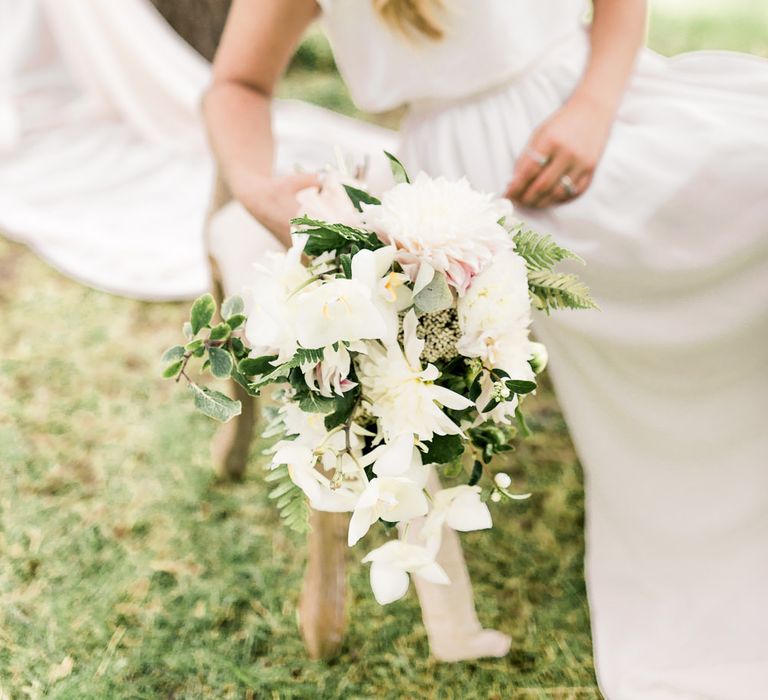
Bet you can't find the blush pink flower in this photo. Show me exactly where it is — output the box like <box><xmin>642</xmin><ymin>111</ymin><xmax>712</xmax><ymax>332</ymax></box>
<box><xmin>362</xmin><ymin>173</ymin><xmax>514</xmax><ymax>295</ymax></box>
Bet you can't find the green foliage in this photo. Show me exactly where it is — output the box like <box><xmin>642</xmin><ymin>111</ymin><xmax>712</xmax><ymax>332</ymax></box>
<box><xmin>221</xmin><ymin>294</ymin><xmax>245</xmax><ymax>320</ymax></box>
<box><xmin>161</xmin><ymin>345</ymin><xmax>185</xmax><ymax>363</ymax></box>
<box><xmin>324</xmin><ymin>386</ymin><xmax>360</xmax><ymax>430</ymax></box>
<box><xmin>189</xmin><ymin>383</ymin><xmax>241</xmax><ymax>422</ymax></box>
<box><xmin>510</xmin><ymin>228</ymin><xmax>597</xmax><ymax>314</ymax></box>
<box><xmin>292</xmin><ymin>216</ymin><xmax>383</xmax><ymax>256</ymax></box>
<box><xmin>384</xmin><ymin>150</ymin><xmax>411</xmax><ymax>184</ymax></box>
<box><xmin>343</xmin><ymin>184</ymin><xmax>381</xmax><ymax>212</ymax></box>
<box><xmin>422</xmin><ymin>434</ymin><xmax>465</xmax><ymax>465</ymax></box>
<box><xmin>239</xmin><ymin>355</ymin><xmax>279</xmax><ymax>377</ymax></box>
<box><xmin>189</xmin><ymin>293</ymin><xmax>215</xmax><ymax>334</ymax></box>
<box><xmin>265</xmin><ymin>466</ymin><xmax>311</xmax><ymax>534</ymax></box>
<box><xmin>413</xmin><ymin>271</ymin><xmax>453</xmax><ymax>314</ymax></box>
<box><xmin>528</xmin><ymin>270</ymin><xmax>598</xmax><ymax>314</ymax></box>
<box><xmin>208</xmin><ymin>347</ymin><xmax>234</xmax><ymax>379</ymax></box>
<box><xmin>513</xmin><ymin>228</ymin><xmax>583</xmax><ymax>270</ymax></box>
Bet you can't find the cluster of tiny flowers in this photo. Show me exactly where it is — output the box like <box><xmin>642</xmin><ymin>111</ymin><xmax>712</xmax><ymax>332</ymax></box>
<box><xmin>415</xmin><ymin>309</ymin><xmax>463</xmax><ymax>363</ymax></box>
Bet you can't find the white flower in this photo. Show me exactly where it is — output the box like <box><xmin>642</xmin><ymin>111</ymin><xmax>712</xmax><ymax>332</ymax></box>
<box><xmin>348</xmin><ymin>476</ymin><xmax>429</xmax><ymax>546</ymax></box>
<box><xmin>457</xmin><ymin>249</ymin><xmax>536</xmax><ymax>382</ymax></box>
<box><xmin>529</xmin><ymin>341</ymin><xmax>549</xmax><ymax>374</ymax></box>
<box><xmin>245</xmin><ymin>240</ymin><xmax>314</xmax><ymax>363</ymax></box>
<box><xmin>351</xmin><ymin>247</ymin><xmax>412</xmax><ymax>345</ymax></box>
<box><xmin>271</xmin><ymin>442</ymin><xmax>359</xmax><ymax>513</ymax></box>
<box><xmin>362</xmin><ymin>540</ymin><xmax>450</xmax><ymax>605</ymax></box>
<box><xmin>356</xmin><ymin>310</ymin><xmax>473</xmax><ymax>442</ymax></box>
<box><xmin>294</xmin><ymin>275</ymin><xmax>388</xmax><ymax>350</ymax></box>
<box><xmin>494</xmin><ymin>472</ymin><xmax>512</xmax><ymax>489</ymax></box>
<box><xmin>362</xmin><ymin>173</ymin><xmax>514</xmax><ymax>295</ymax></box>
<box><xmin>473</xmin><ymin>372</ymin><xmax>520</xmax><ymax>425</ymax></box>
<box><xmin>302</xmin><ymin>343</ymin><xmax>356</xmax><ymax>398</ymax></box>
<box><xmin>295</xmin><ymin>171</ymin><xmax>364</xmax><ymax>229</ymax></box>
<box><xmin>421</xmin><ymin>485</ymin><xmax>492</xmax><ymax>548</ymax></box>
<box><xmin>370</xmin><ymin>434</ymin><xmax>428</xmax><ymax>487</ymax></box>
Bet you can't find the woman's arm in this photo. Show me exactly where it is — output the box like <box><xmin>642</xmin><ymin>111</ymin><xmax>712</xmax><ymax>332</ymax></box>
<box><xmin>203</xmin><ymin>0</ymin><xmax>321</xmax><ymax>243</ymax></box>
<box><xmin>505</xmin><ymin>0</ymin><xmax>647</xmax><ymax>208</ymax></box>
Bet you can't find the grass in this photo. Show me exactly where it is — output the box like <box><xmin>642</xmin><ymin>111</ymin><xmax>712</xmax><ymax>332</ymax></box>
<box><xmin>2</xmin><ymin>10</ymin><xmax>766</xmax><ymax>700</ymax></box>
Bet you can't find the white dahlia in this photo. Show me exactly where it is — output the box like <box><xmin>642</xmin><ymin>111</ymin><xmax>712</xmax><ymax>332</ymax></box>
<box><xmin>356</xmin><ymin>310</ymin><xmax>473</xmax><ymax>443</ymax></box>
<box><xmin>456</xmin><ymin>249</ymin><xmax>536</xmax><ymax>382</ymax></box>
<box><xmin>362</xmin><ymin>173</ymin><xmax>514</xmax><ymax>295</ymax></box>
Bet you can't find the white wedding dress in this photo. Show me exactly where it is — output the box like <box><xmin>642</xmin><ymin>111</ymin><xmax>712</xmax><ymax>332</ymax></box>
<box><xmin>315</xmin><ymin>1</ymin><xmax>768</xmax><ymax>698</ymax></box>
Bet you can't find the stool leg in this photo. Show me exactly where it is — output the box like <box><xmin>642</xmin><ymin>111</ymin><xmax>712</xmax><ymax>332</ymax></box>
<box><xmin>298</xmin><ymin>510</ymin><xmax>348</xmax><ymax>660</ymax></box>
<box><xmin>209</xmin><ymin>262</ymin><xmax>256</xmax><ymax>481</ymax></box>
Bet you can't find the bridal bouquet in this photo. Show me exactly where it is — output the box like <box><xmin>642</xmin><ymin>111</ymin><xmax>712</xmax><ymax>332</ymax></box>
<box><xmin>162</xmin><ymin>153</ymin><xmax>595</xmax><ymax>604</ymax></box>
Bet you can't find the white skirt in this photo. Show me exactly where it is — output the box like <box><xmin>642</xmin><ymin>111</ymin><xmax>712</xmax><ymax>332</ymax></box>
<box><xmin>401</xmin><ymin>31</ymin><xmax>768</xmax><ymax>699</ymax></box>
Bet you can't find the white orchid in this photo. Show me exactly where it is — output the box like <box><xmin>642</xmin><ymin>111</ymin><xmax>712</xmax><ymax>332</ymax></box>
<box><xmin>245</xmin><ymin>240</ymin><xmax>314</xmax><ymax>363</ymax></box>
<box><xmin>293</xmin><ymin>275</ymin><xmax>388</xmax><ymax>350</ymax></box>
<box><xmin>271</xmin><ymin>442</ymin><xmax>359</xmax><ymax>513</ymax></box>
<box><xmin>362</xmin><ymin>540</ymin><xmax>450</xmax><ymax>605</ymax></box>
<box><xmin>351</xmin><ymin>247</ymin><xmax>412</xmax><ymax>345</ymax></box>
<box><xmin>457</xmin><ymin>249</ymin><xmax>536</xmax><ymax>383</ymax></box>
<box><xmin>301</xmin><ymin>343</ymin><xmax>357</xmax><ymax>398</ymax></box>
<box><xmin>421</xmin><ymin>485</ymin><xmax>493</xmax><ymax>548</ymax></box>
<box><xmin>357</xmin><ymin>310</ymin><xmax>473</xmax><ymax>442</ymax></box>
<box><xmin>370</xmin><ymin>434</ymin><xmax>429</xmax><ymax>486</ymax></box>
<box><xmin>362</xmin><ymin>173</ymin><xmax>514</xmax><ymax>295</ymax></box>
<box><xmin>348</xmin><ymin>476</ymin><xmax>429</xmax><ymax>546</ymax></box>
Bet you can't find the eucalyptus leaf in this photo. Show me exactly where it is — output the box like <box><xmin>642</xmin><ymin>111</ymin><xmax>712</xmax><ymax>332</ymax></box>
<box><xmin>162</xmin><ymin>345</ymin><xmax>185</xmax><ymax>363</ymax></box>
<box><xmin>209</xmin><ymin>347</ymin><xmax>234</xmax><ymax>379</ymax></box>
<box><xmin>226</xmin><ymin>314</ymin><xmax>246</xmax><ymax>331</ymax></box>
<box><xmin>190</xmin><ymin>293</ymin><xmax>216</xmax><ymax>334</ymax></box>
<box><xmin>515</xmin><ymin>406</ymin><xmax>532</xmax><ymax>438</ymax></box>
<box><xmin>413</xmin><ymin>270</ymin><xmax>453</xmax><ymax>314</ymax></box>
<box><xmin>190</xmin><ymin>384</ymin><xmax>241</xmax><ymax>422</ymax></box>
<box><xmin>298</xmin><ymin>392</ymin><xmax>336</xmax><ymax>414</ymax></box>
<box><xmin>209</xmin><ymin>323</ymin><xmax>231</xmax><ymax>342</ymax></box>
<box><xmin>221</xmin><ymin>295</ymin><xmax>245</xmax><ymax>320</ymax></box>
<box><xmin>162</xmin><ymin>360</ymin><xmax>183</xmax><ymax>379</ymax></box>
<box><xmin>468</xmin><ymin>460</ymin><xmax>483</xmax><ymax>486</ymax></box>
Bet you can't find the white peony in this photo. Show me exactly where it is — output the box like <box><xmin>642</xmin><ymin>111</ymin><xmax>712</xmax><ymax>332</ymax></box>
<box><xmin>348</xmin><ymin>476</ymin><xmax>429</xmax><ymax>546</ymax></box>
<box><xmin>362</xmin><ymin>173</ymin><xmax>514</xmax><ymax>295</ymax></box>
<box><xmin>356</xmin><ymin>310</ymin><xmax>473</xmax><ymax>442</ymax></box>
<box><xmin>362</xmin><ymin>540</ymin><xmax>450</xmax><ymax>605</ymax></box>
<box><xmin>457</xmin><ymin>249</ymin><xmax>536</xmax><ymax>382</ymax></box>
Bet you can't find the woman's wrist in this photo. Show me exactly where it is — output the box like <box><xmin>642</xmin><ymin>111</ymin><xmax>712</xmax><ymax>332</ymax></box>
<box><xmin>568</xmin><ymin>84</ymin><xmax>620</xmax><ymax>123</ymax></box>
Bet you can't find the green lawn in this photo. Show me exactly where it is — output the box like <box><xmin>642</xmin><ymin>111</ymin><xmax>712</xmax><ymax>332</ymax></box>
<box><xmin>2</xmin><ymin>11</ymin><xmax>766</xmax><ymax>700</ymax></box>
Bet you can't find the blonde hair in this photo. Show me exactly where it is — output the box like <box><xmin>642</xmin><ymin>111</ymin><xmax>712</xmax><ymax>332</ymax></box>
<box><xmin>373</xmin><ymin>0</ymin><xmax>445</xmax><ymax>40</ymax></box>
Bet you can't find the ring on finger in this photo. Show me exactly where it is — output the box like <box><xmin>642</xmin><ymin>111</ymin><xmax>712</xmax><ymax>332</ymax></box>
<box><xmin>560</xmin><ymin>174</ymin><xmax>576</xmax><ymax>197</ymax></box>
<box><xmin>526</xmin><ymin>148</ymin><xmax>550</xmax><ymax>167</ymax></box>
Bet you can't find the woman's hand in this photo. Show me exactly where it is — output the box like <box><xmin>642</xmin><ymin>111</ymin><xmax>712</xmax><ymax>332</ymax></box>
<box><xmin>504</xmin><ymin>92</ymin><xmax>614</xmax><ymax>209</ymax></box>
<box><xmin>235</xmin><ymin>172</ymin><xmax>320</xmax><ymax>247</ymax></box>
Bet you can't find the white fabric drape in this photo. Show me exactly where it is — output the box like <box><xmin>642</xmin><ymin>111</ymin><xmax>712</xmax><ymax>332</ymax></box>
<box><xmin>0</xmin><ymin>0</ymin><xmax>395</xmax><ymax>300</ymax></box>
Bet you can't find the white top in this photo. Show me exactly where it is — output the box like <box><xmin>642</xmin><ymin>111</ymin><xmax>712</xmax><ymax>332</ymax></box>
<box><xmin>318</xmin><ymin>0</ymin><xmax>588</xmax><ymax>112</ymax></box>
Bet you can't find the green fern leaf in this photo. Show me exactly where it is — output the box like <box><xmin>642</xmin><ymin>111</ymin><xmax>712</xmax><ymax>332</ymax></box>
<box><xmin>528</xmin><ymin>270</ymin><xmax>599</xmax><ymax>314</ymax></box>
<box><xmin>513</xmin><ymin>228</ymin><xmax>583</xmax><ymax>271</ymax></box>
<box><xmin>265</xmin><ymin>466</ymin><xmax>311</xmax><ymax>533</ymax></box>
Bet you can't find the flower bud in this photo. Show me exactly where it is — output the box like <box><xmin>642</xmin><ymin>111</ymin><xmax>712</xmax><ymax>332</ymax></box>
<box><xmin>490</xmin><ymin>491</ymin><xmax>502</xmax><ymax>503</ymax></box>
<box><xmin>494</xmin><ymin>472</ymin><xmax>512</xmax><ymax>489</ymax></box>
<box><xmin>528</xmin><ymin>342</ymin><xmax>549</xmax><ymax>374</ymax></box>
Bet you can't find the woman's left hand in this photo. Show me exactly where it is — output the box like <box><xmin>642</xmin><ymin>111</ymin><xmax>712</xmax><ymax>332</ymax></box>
<box><xmin>504</xmin><ymin>93</ymin><xmax>614</xmax><ymax>208</ymax></box>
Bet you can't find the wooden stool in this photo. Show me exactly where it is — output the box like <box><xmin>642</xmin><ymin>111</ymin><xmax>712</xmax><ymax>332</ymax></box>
<box><xmin>205</xmin><ymin>171</ymin><xmax>348</xmax><ymax>660</ymax></box>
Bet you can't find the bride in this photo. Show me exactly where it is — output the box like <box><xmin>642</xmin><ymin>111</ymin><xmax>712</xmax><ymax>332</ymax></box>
<box><xmin>204</xmin><ymin>0</ymin><xmax>768</xmax><ymax>697</ymax></box>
